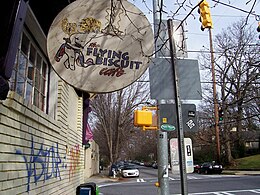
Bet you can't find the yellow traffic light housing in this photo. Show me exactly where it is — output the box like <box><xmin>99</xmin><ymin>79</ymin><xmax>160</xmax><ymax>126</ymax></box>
<box><xmin>134</xmin><ymin>106</ymin><xmax>158</xmax><ymax>130</ymax></box>
<box><xmin>134</xmin><ymin>110</ymin><xmax>153</xmax><ymax>126</ymax></box>
<box><xmin>198</xmin><ymin>0</ymin><xmax>213</xmax><ymax>31</ymax></box>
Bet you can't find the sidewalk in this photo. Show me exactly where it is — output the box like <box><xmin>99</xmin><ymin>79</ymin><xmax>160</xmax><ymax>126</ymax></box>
<box><xmin>84</xmin><ymin>170</ymin><xmax>120</xmax><ymax>184</ymax></box>
<box><xmin>84</xmin><ymin>174</ymin><xmax>120</xmax><ymax>184</ymax></box>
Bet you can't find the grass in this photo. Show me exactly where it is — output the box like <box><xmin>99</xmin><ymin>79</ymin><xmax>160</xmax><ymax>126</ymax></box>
<box><xmin>231</xmin><ymin>154</ymin><xmax>260</xmax><ymax>169</ymax></box>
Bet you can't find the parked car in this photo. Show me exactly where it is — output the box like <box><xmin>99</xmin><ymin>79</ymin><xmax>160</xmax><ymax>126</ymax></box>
<box><xmin>121</xmin><ymin>165</ymin><xmax>140</xmax><ymax>178</ymax></box>
<box><xmin>198</xmin><ymin>161</ymin><xmax>223</xmax><ymax>174</ymax></box>
<box><xmin>144</xmin><ymin>161</ymin><xmax>153</xmax><ymax>167</ymax></box>
<box><xmin>116</xmin><ymin>161</ymin><xmax>129</xmax><ymax>172</ymax></box>
<box><xmin>193</xmin><ymin>164</ymin><xmax>201</xmax><ymax>173</ymax></box>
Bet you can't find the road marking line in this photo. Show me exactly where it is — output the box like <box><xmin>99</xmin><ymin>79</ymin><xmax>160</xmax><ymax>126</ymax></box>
<box><xmin>137</xmin><ymin>178</ymin><xmax>145</xmax><ymax>182</ymax></box>
<box><xmin>179</xmin><ymin>189</ymin><xmax>260</xmax><ymax>195</ymax></box>
<box><xmin>249</xmin><ymin>189</ymin><xmax>260</xmax><ymax>193</ymax></box>
<box><xmin>187</xmin><ymin>176</ymin><xmax>199</xmax><ymax>179</ymax></box>
<box><xmin>169</xmin><ymin>177</ymin><xmax>175</xmax><ymax>181</ymax></box>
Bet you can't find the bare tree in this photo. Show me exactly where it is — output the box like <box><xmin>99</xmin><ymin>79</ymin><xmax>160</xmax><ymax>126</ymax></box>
<box><xmin>199</xmin><ymin>19</ymin><xmax>260</xmax><ymax>164</ymax></box>
<box><xmin>90</xmin><ymin>75</ymin><xmax>151</xmax><ymax>164</ymax></box>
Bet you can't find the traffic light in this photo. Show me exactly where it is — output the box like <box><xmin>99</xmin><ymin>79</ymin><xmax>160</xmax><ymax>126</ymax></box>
<box><xmin>134</xmin><ymin>106</ymin><xmax>158</xmax><ymax>130</ymax></box>
<box><xmin>198</xmin><ymin>0</ymin><xmax>213</xmax><ymax>31</ymax></box>
<box><xmin>218</xmin><ymin>107</ymin><xmax>224</xmax><ymax>121</ymax></box>
<box><xmin>134</xmin><ymin>110</ymin><xmax>153</xmax><ymax>127</ymax></box>
<box><xmin>257</xmin><ymin>22</ymin><xmax>260</xmax><ymax>39</ymax></box>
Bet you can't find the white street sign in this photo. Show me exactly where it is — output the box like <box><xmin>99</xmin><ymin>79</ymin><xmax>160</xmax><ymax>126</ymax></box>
<box><xmin>170</xmin><ymin>138</ymin><xmax>194</xmax><ymax>174</ymax></box>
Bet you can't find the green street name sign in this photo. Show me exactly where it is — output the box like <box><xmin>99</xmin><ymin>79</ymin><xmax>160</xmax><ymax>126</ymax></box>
<box><xmin>161</xmin><ymin>124</ymin><xmax>176</xmax><ymax>131</ymax></box>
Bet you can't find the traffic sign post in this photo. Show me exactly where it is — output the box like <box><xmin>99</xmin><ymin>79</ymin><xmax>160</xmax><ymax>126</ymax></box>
<box><xmin>167</xmin><ymin>19</ymin><xmax>188</xmax><ymax>195</ymax></box>
<box><xmin>159</xmin><ymin>104</ymin><xmax>198</xmax><ymax>132</ymax></box>
<box><xmin>153</xmin><ymin>1</ymin><xmax>170</xmax><ymax>195</ymax></box>
<box><xmin>151</xmin><ymin>1</ymin><xmax>202</xmax><ymax>193</ymax></box>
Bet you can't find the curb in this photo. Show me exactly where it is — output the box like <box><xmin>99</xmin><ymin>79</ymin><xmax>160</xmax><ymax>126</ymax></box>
<box><xmin>85</xmin><ymin>175</ymin><xmax>120</xmax><ymax>184</ymax></box>
<box><xmin>222</xmin><ymin>170</ymin><xmax>260</xmax><ymax>176</ymax></box>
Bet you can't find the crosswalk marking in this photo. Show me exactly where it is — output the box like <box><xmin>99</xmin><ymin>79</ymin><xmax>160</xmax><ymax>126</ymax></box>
<box><xmin>169</xmin><ymin>177</ymin><xmax>176</xmax><ymax>181</ymax></box>
<box><xmin>187</xmin><ymin>176</ymin><xmax>199</xmax><ymax>179</ymax></box>
<box><xmin>179</xmin><ymin>189</ymin><xmax>260</xmax><ymax>195</ymax></box>
<box><xmin>137</xmin><ymin>178</ymin><xmax>145</xmax><ymax>182</ymax></box>
<box><xmin>213</xmin><ymin>192</ymin><xmax>235</xmax><ymax>195</ymax></box>
<box><xmin>169</xmin><ymin>176</ymin><xmax>200</xmax><ymax>180</ymax></box>
<box><xmin>249</xmin><ymin>189</ymin><xmax>260</xmax><ymax>194</ymax></box>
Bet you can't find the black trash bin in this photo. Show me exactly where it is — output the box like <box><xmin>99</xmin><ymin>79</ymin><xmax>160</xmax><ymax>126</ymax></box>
<box><xmin>76</xmin><ymin>182</ymin><xmax>96</xmax><ymax>195</ymax></box>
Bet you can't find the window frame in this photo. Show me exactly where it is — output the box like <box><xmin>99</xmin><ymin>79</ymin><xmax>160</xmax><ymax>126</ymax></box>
<box><xmin>10</xmin><ymin>30</ymin><xmax>48</xmax><ymax>112</ymax></box>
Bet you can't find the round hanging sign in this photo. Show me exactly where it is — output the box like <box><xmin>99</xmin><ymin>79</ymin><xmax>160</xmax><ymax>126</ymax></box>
<box><xmin>47</xmin><ymin>0</ymin><xmax>154</xmax><ymax>93</ymax></box>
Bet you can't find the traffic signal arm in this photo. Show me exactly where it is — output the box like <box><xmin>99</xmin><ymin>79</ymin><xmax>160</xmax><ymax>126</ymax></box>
<box><xmin>142</xmin><ymin>106</ymin><xmax>158</xmax><ymax>111</ymax></box>
<box><xmin>142</xmin><ymin>126</ymin><xmax>158</xmax><ymax>130</ymax></box>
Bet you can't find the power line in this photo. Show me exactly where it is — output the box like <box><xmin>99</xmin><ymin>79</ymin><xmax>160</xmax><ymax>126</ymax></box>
<box><xmin>174</xmin><ymin>13</ymin><xmax>256</xmax><ymax>18</ymax></box>
<box><xmin>211</xmin><ymin>0</ymin><xmax>260</xmax><ymax>20</ymax></box>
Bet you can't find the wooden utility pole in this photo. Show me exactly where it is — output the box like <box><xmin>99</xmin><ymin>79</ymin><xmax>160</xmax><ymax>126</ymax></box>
<box><xmin>209</xmin><ymin>28</ymin><xmax>221</xmax><ymax>163</ymax></box>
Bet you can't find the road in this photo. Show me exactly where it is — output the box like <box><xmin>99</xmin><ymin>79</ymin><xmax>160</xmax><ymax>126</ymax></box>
<box><xmin>99</xmin><ymin>165</ymin><xmax>260</xmax><ymax>195</ymax></box>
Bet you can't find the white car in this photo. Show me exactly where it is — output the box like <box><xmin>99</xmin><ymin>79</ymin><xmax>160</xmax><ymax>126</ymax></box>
<box><xmin>121</xmin><ymin>165</ymin><xmax>140</xmax><ymax>178</ymax></box>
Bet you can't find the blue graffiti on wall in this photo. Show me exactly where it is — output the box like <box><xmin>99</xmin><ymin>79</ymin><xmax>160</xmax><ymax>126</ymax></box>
<box><xmin>16</xmin><ymin>136</ymin><xmax>62</xmax><ymax>192</ymax></box>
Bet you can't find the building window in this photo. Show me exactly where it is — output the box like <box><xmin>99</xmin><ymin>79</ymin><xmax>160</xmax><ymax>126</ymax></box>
<box><xmin>10</xmin><ymin>31</ymin><xmax>48</xmax><ymax>112</ymax></box>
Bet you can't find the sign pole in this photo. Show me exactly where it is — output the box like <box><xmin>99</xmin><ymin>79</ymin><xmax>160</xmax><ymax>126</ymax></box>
<box><xmin>167</xmin><ymin>19</ymin><xmax>188</xmax><ymax>195</ymax></box>
<box><xmin>153</xmin><ymin>0</ymin><xmax>170</xmax><ymax>195</ymax></box>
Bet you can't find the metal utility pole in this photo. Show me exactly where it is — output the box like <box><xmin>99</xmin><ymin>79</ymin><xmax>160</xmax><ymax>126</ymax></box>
<box><xmin>157</xmin><ymin>100</ymin><xmax>170</xmax><ymax>195</ymax></box>
<box><xmin>167</xmin><ymin>19</ymin><xmax>188</xmax><ymax>195</ymax></box>
<box><xmin>153</xmin><ymin>1</ymin><xmax>170</xmax><ymax>195</ymax></box>
<box><xmin>209</xmin><ymin>28</ymin><xmax>221</xmax><ymax>163</ymax></box>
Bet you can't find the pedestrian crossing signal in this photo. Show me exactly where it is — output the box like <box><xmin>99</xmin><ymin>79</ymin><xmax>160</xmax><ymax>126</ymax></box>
<box><xmin>134</xmin><ymin>106</ymin><xmax>158</xmax><ymax>130</ymax></box>
<box><xmin>134</xmin><ymin>110</ymin><xmax>153</xmax><ymax>126</ymax></box>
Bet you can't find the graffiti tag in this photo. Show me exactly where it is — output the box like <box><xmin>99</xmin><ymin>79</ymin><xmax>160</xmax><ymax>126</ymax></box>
<box><xmin>15</xmin><ymin>137</ymin><xmax>62</xmax><ymax>192</ymax></box>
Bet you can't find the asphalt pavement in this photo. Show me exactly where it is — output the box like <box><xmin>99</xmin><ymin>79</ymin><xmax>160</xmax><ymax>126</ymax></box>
<box><xmin>84</xmin><ymin>169</ymin><xmax>260</xmax><ymax>184</ymax></box>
